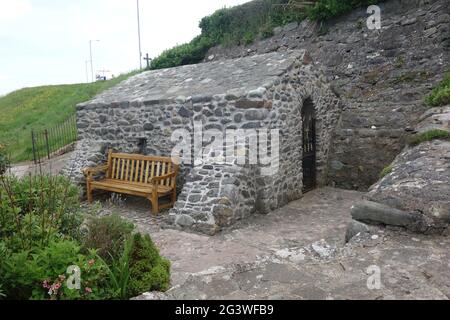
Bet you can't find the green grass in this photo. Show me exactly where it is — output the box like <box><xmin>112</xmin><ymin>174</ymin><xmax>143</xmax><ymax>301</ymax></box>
<box><xmin>407</xmin><ymin>130</ymin><xmax>450</xmax><ymax>147</ymax></box>
<box><xmin>379</xmin><ymin>165</ymin><xmax>393</xmax><ymax>179</ymax></box>
<box><xmin>0</xmin><ymin>71</ymin><xmax>139</xmax><ymax>163</ymax></box>
<box><xmin>425</xmin><ymin>72</ymin><xmax>450</xmax><ymax>107</ymax></box>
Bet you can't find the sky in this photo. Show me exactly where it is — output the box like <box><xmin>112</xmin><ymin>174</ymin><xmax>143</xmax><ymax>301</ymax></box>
<box><xmin>0</xmin><ymin>0</ymin><xmax>249</xmax><ymax>96</ymax></box>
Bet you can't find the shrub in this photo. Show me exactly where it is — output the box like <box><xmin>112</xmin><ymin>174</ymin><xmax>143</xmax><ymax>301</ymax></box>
<box><xmin>307</xmin><ymin>0</ymin><xmax>382</xmax><ymax>21</ymax></box>
<box><xmin>0</xmin><ymin>175</ymin><xmax>82</xmax><ymax>251</ymax></box>
<box><xmin>425</xmin><ymin>73</ymin><xmax>450</xmax><ymax>107</ymax></box>
<box><xmin>0</xmin><ymin>240</ymin><xmax>111</xmax><ymax>300</ymax></box>
<box><xmin>0</xmin><ymin>174</ymin><xmax>171</xmax><ymax>300</ymax></box>
<box><xmin>150</xmin><ymin>36</ymin><xmax>213</xmax><ymax>70</ymax></box>
<box><xmin>83</xmin><ymin>214</ymin><xmax>135</xmax><ymax>263</ymax></box>
<box><xmin>407</xmin><ymin>130</ymin><xmax>450</xmax><ymax>147</ymax></box>
<box><xmin>127</xmin><ymin>233</ymin><xmax>171</xmax><ymax>297</ymax></box>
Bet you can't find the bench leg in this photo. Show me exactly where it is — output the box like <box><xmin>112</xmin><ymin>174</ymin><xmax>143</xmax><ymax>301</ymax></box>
<box><xmin>150</xmin><ymin>192</ymin><xmax>159</xmax><ymax>215</ymax></box>
<box><xmin>171</xmin><ymin>189</ymin><xmax>177</xmax><ymax>206</ymax></box>
<box><xmin>87</xmin><ymin>182</ymin><xmax>93</xmax><ymax>204</ymax></box>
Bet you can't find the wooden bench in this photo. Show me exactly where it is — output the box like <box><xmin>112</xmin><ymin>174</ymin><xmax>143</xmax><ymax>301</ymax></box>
<box><xmin>83</xmin><ymin>150</ymin><xmax>179</xmax><ymax>214</ymax></box>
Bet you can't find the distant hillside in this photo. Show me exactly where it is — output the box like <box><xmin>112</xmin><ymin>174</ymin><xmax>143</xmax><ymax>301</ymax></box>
<box><xmin>0</xmin><ymin>71</ymin><xmax>139</xmax><ymax>163</ymax></box>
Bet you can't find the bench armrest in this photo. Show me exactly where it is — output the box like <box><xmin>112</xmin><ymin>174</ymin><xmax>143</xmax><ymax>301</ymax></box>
<box><xmin>151</xmin><ymin>171</ymin><xmax>177</xmax><ymax>185</ymax></box>
<box><xmin>83</xmin><ymin>165</ymin><xmax>109</xmax><ymax>178</ymax></box>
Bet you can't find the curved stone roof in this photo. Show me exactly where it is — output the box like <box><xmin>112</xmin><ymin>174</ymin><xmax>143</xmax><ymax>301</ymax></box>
<box><xmin>80</xmin><ymin>50</ymin><xmax>305</xmax><ymax>106</ymax></box>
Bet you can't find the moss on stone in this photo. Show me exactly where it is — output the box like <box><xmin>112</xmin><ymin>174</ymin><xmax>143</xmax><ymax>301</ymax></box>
<box><xmin>407</xmin><ymin>130</ymin><xmax>450</xmax><ymax>147</ymax></box>
<box><xmin>380</xmin><ymin>165</ymin><xmax>393</xmax><ymax>179</ymax></box>
<box><xmin>425</xmin><ymin>72</ymin><xmax>450</xmax><ymax>107</ymax></box>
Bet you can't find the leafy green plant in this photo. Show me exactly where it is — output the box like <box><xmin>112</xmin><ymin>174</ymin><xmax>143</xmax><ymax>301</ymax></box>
<box><xmin>425</xmin><ymin>73</ymin><xmax>450</xmax><ymax>107</ymax></box>
<box><xmin>407</xmin><ymin>130</ymin><xmax>450</xmax><ymax>147</ymax></box>
<box><xmin>83</xmin><ymin>214</ymin><xmax>135</xmax><ymax>263</ymax></box>
<box><xmin>0</xmin><ymin>174</ymin><xmax>82</xmax><ymax>252</ymax></box>
<box><xmin>99</xmin><ymin>236</ymin><xmax>134</xmax><ymax>300</ymax></box>
<box><xmin>127</xmin><ymin>233</ymin><xmax>171</xmax><ymax>297</ymax></box>
<box><xmin>0</xmin><ymin>240</ymin><xmax>111</xmax><ymax>300</ymax></box>
<box><xmin>307</xmin><ymin>0</ymin><xmax>382</xmax><ymax>21</ymax></box>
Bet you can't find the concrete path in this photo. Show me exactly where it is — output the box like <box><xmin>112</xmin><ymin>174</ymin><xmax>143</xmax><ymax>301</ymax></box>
<box><xmin>8</xmin><ymin>152</ymin><xmax>72</xmax><ymax>178</ymax></box>
<box><xmin>102</xmin><ymin>188</ymin><xmax>450</xmax><ymax>300</ymax></box>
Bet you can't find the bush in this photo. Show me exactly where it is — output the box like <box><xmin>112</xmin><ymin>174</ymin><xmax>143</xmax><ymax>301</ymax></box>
<box><xmin>425</xmin><ymin>73</ymin><xmax>450</xmax><ymax>107</ymax></box>
<box><xmin>408</xmin><ymin>130</ymin><xmax>450</xmax><ymax>146</ymax></box>
<box><xmin>83</xmin><ymin>214</ymin><xmax>135</xmax><ymax>263</ymax></box>
<box><xmin>150</xmin><ymin>36</ymin><xmax>213</xmax><ymax>70</ymax></box>
<box><xmin>0</xmin><ymin>175</ymin><xmax>82</xmax><ymax>251</ymax></box>
<box><xmin>0</xmin><ymin>240</ymin><xmax>111</xmax><ymax>300</ymax></box>
<box><xmin>127</xmin><ymin>233</ymin><xmax>171</xmax><ymax>297</ymax></box>
<box><xmin>0</xmin><ymin>174</ymin><xmax>171</xmax><ymax>300</ymax></box>
<box><xmin>307</xmin><ymin>0</ymin><xmax>382</xmax><ymax>21</ymax></box>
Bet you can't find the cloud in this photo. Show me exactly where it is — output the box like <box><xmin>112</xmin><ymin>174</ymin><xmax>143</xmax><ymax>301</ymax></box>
<box><xmin>0</xmin><ymin>0</ymin><xmax>32</xmax><ymax>22</ymax></box>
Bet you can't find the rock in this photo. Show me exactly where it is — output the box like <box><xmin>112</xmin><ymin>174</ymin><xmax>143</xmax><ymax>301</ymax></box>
<box><xmin>311</xmin><ymin>240</ymin><xmax>335</xmax><ymax>259</ymax></box>
<box><xmin>143</xmin><ymin>123</ymin><xmax>154</xmax><ymax>131</ymax></box>
<box><xmin>283</xmin><ymin>22</ymin><xmax>298</xmax><ymax>32</ymax></box>
<box><xmin>351</xmin><ymin>200</ymin><xmax>421</xmax><ymax>228</ymax></box>
<box><xmin>175</xmin><ymin>214</ymin><xmax>195</xmax><ymax>228</ymax></box>
<box><xmin>345</xmin><ymin>220</ymin><xmax>370</xmax><ymax>243</ymax></box>
<box><xmin>178</xmin><ymin>106</ymin><xmax>193</xmax><ymax>118</ymax></box>
<box><xmin>132</xmin><ymin>291</ymin><xmax>171</xmax><ymax>300</ymax></box>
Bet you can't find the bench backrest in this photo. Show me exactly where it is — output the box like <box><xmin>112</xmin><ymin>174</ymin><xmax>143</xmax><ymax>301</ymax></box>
<box><xmin>106</xmin><ymin>150</ymin><xmax>178</xmax><ymax>187</ymax></box>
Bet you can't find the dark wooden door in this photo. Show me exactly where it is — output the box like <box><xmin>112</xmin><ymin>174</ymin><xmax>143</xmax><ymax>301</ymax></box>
<box><xmin>302</xmin><ymin>100</ymin><xmax>317</xmax><ymax>193</ymax></box>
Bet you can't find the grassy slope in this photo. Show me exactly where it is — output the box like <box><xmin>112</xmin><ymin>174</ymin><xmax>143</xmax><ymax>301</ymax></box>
<box><xmin>0</xmin><ymin>72</ymin><xmax>138</xmax><ymax>163</ymax></box>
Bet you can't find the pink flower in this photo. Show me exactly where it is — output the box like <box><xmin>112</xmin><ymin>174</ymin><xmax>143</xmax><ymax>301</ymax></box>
<box><xmin>42</xmin><ymin>280</ymin><xmax>50</xmax><ymax>289</ymax></box>
<box><xmin>88</xmin><ymin>259</ymin><xmax>95</xmax><ymax>266</ymax></box>
<box><xmin>85</xmin><ymin>287</ymin><xmax>93</xmax><ymax>294</ymax></box>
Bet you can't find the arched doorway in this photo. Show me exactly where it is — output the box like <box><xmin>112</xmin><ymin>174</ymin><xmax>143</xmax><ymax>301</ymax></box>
<box><xmin>302</xmin><ymin>99</ymin><xmax>317</xmax><ymax>193</ymax></box>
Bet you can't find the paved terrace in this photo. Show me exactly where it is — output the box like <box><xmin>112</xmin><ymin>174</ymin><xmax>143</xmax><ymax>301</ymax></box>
<box><xmin>100</xmin><ymin>188</ymin><xmax>450</xmax><ymax>300</ymax></box>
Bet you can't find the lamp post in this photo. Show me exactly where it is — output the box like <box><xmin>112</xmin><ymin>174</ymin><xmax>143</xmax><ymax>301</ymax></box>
<box><xmin>85</xmin><ymin>60</ymin><xmax>90</xmax><ymax>83</ymax></box>
<box><xmin>89</xmin><ymin>40</ymin><xmax>100</xmax><ymax>83</ymax></box>
<box><xmin>137</xmin><ymin>0</ymin><xmax>143</xmax><ymax>70</ymax></box>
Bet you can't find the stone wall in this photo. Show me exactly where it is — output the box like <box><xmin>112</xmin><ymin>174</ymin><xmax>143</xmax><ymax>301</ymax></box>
<box><xmin>68</xmin><ymin>51</ymin><xmax>341</xmax><ymax>234</ymax></box>
<box><xmin>204</xmin><ymin>0</ymin><xmax>450</xmax><ymax>190</ymax></box>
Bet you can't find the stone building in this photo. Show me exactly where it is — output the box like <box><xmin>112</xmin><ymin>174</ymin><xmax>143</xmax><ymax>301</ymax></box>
<box><xmin>69</xmin><ymin>50</ymin><xmax>341</xmax><ymax>235</ymax></box>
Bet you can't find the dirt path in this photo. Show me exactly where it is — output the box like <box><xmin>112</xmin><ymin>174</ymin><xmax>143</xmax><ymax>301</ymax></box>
<box><xmin>102</xmin><ymin>188</ymin><xmax>450</xmax><ymax>300</ymax></box>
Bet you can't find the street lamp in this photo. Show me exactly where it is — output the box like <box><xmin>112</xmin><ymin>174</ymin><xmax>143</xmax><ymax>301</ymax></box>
<box><xmin>89</xmin><ymin>40</ymin><xmax>100</xmax><ymax>83</ymax></box>
<box><xmin>85</xmin><ymin>60</ymin><xmax>90</xmax><ymax>83</ymax></box>
<box><xmin>136</xmin><ymin>0</ymin><xmax>142</xmax><ymax>70</ymax></box>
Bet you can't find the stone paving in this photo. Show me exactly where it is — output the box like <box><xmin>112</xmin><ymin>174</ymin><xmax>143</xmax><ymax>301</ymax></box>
<box><xmin>100</xmin><ymin>187</ymin><xmax>450</xmax><ymax>300</ymax></box>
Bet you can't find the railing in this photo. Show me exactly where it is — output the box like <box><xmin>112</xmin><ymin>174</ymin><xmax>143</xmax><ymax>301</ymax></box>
<box><xmin>31</xmin><ymin>115</ymin><xmax>78</xmax><ymax>164</ymax></box>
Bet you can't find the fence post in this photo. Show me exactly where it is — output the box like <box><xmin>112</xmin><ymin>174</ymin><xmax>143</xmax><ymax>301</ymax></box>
<box><xmin>44</xmin><ymin>129</ymin><xmax>50</xmax><ymax>160</ymax></box>
<box><xmin>31</xmin><ymin>130</ymin><xmax>37</xmax><ymax>164</ymax></box>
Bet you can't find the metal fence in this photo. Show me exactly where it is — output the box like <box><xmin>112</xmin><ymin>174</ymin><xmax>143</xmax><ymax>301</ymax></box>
<box><xmin>31</xmin><ymin>115</ymin><xmax>78</xmax><ymax>164</ymax></box>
